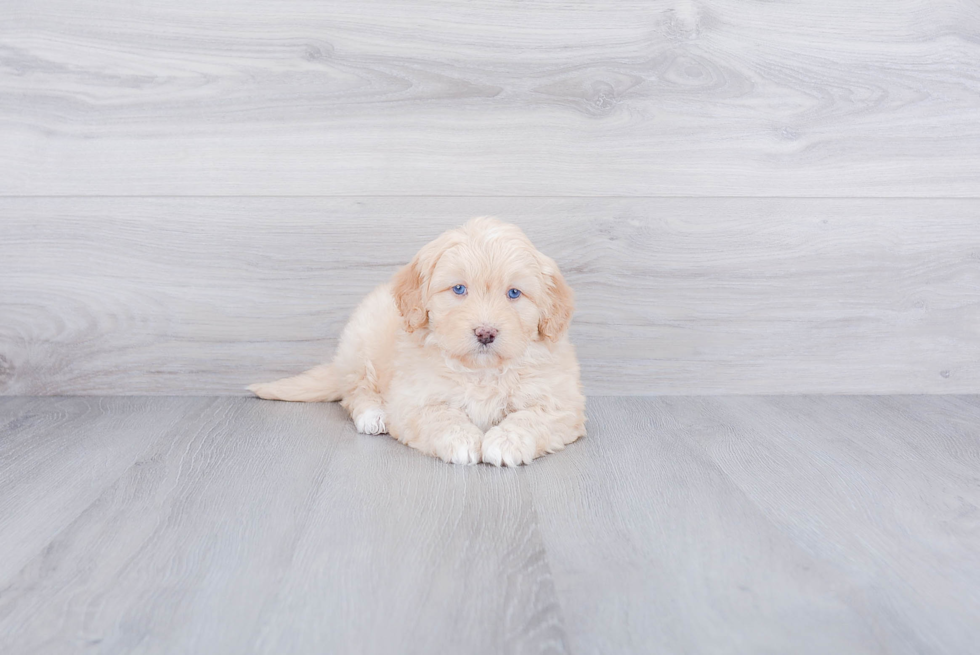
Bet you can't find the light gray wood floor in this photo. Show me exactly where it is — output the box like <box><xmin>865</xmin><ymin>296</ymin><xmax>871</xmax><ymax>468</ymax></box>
<box><xmin>1</xmin><ymin>395</ymin><xmax>978</xmax><ymax>654</ymax></box>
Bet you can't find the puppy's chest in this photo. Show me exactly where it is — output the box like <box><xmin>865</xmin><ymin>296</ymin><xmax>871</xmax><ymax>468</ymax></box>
<box><xmin>459</xmin><ymin>373</ymin><xmax>519</xmax><ymax>431</ymax></box>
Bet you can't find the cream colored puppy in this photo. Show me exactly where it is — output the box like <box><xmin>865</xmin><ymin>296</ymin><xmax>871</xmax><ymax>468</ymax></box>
<box><xmin>248</xmin><ymin>217</ymin><xmax>585</xmax><ymax>466</ymax></box>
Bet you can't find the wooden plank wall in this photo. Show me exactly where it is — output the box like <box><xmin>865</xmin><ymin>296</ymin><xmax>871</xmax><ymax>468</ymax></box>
<box><xmin>2</xmin><ymin>1</ymin><xmax>979</xmax><ymax>395</ymax></box>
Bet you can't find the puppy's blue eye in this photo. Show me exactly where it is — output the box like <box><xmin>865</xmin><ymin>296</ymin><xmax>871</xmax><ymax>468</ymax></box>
<box><xmin>452</xmin><ymin>284</ymin><xmax>467</xmax><ymax>295</ymax></box>
<box><xmin>507</xmin><ymin>288</ymin><xmax>522</xmax><ymax>299</ymax></box>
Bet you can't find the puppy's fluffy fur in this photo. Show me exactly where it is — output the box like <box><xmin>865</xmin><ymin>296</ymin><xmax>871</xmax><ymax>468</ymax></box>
<box><xmin>249</xmin><ymin>217</ymin><xmax>585</xmax><ymax>466</ymax></box>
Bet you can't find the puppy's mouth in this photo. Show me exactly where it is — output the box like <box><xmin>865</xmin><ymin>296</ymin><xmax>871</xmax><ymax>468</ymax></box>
<box><xmin>462</xmin><ymin>342</ymin><xmax>504</xmax><ymax>366</ymax></box>
<box><xmin>474</xmin><ymin>342</ymin><xmax>499</xmax><ymax>356</ymax></box>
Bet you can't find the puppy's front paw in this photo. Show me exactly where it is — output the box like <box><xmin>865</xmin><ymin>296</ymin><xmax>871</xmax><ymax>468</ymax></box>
<box><xmin>482</xmin><ymin>424</ymin><xmax>536</xmax><ymax>467</ymax></box>
<box><xmin>431</xmin><ymin>424</ymin><xmax>482</xmax><ymax>466</ymax></box>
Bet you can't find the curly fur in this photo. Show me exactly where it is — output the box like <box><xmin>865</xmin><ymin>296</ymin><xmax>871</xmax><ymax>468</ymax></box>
<box><xmin>249</xmin><ymin>217</ymin><xmax>586</xmax><ymax>466</ymax></box>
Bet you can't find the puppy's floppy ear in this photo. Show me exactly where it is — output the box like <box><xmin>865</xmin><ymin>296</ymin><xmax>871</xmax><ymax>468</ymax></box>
<box><xmin>537</xmin><ymin>255</ymin><xmax>575</xmax><ymax>342</ymax></box>
<box><xmin>391</xmin><ymin>255</ymin><xmax>428</xmax><ymax>332</ymax></box>
<box><xmin>391</xmin><ymin>230</ymin><xmax>461</xmax><ymax>332</ymax></box>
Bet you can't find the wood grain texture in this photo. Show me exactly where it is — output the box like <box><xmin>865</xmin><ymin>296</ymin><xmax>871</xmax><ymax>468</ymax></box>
<box><xmin>0</xmin><ymin>396</ymin><xmax>568</xmax><ymax>655</ymax></box>
<box><xmin>2</xmin><ymin>197</ymin><xmax>978</xmax><ymax>396</ymax></box>
<box><xmin>3</xmin><ymin>0</ymin><xmax>980</xmax><ymax>196</ymax></box>
<box><xmin>2</xmin><ymin>395</ymin><xmax>978</xmax><ymax>653</ymax></box>
<box><xmin>0</xmin><ymin>397</ymin><xmax>215</xmax><ymax>586</ymax></box>
<box><xmin>527</xmin><ymin>395</ymin><xmax>980</xmax><ymax>654</ymax></box>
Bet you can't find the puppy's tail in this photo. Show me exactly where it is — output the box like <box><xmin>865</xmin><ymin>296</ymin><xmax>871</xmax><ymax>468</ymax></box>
<box><xmin>247</xmin><ymin>363</ymin><xmax>342</xmax><ymax>402</ymax></box>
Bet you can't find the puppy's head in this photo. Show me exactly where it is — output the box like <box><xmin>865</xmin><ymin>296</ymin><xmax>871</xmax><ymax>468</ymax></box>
<box><xmin>391</xmin><ymin>217</ymin><xmax>574</xmax><ymax>367</ymax></box>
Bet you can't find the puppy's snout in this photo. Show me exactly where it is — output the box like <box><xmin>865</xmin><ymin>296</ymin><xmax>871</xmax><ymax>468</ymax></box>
<box><xmin>474</xmin><ymin>326</ymin><xmax>498</xmax><ymax>345</ymax></box>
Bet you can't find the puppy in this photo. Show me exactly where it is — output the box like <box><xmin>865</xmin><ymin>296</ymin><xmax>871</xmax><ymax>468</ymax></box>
<box><xmin>248</xmin><ymin>217</ymin><xmax>586</xmax><ymax>466</ymax></box>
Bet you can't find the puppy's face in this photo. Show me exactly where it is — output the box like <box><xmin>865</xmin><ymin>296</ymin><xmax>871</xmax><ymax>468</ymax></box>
<box><xmin>392</xmin><ymin>218</ymin><xmax>574</xmax><ymax>368</ymax></box>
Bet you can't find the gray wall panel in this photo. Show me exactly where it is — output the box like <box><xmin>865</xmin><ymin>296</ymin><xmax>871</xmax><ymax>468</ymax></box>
<box><xmin>2</xmin><ymin>197</ymin><xmax>977</xmax><ymax>395</ymax></box>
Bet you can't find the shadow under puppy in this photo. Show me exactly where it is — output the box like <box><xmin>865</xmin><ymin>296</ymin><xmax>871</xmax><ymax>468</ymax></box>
<box><xmin>249</xmin><ymin>217</ymin><xmax>586</xmax><ymax>466</ymax></box>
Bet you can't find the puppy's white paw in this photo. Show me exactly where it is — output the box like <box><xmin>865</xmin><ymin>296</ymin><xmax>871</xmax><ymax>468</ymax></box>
<box><xmin>482</xmin><ymin>425</ymin><xmax>535</xmax><ymax>466</ymax></box>
<box><xmin>354</xmin><ymin>408</ymin><xmax>387</xmax><ymax>435</ymax></box>
<box><xmin>482</xmin><ymin>424</ymin><xmax>536</xmax><ymax>467</ymax></box>
<box><xmin>432</xmin><ymin>425</ymin><xmax>482</xmax><ymax>466</ymax></box>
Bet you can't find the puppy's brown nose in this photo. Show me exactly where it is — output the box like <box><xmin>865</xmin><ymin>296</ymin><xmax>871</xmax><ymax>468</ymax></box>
<box><xmin>474</xmin><ymin>326</ymin><xmax>497</xmax><ymax>345</ymax></box>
